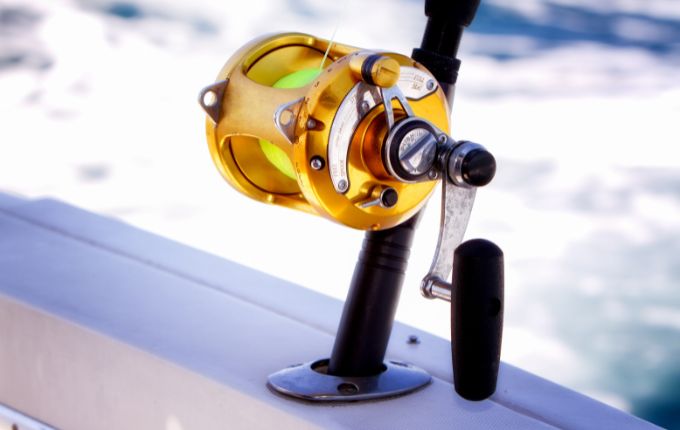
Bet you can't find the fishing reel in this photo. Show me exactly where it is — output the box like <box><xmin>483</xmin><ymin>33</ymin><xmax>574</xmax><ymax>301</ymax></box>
<box><xmin>200</xmin><ymin>28</ymin><xmax>503</xmax><ymax>402</ymax></box>
<box><xmin>199</xmin><ymin>33</ymin><xmax>452</xmax><ymax>230</ymax></box>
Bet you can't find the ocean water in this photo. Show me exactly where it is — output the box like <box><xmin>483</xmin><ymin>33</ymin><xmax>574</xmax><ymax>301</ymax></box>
<box><xmin>1</xmin><ymin>0</ymin><xmax>679</xmax><ymax>427</ymax></box>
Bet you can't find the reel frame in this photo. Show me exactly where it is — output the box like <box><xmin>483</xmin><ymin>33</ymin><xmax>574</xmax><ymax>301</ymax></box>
<box><xmin>200</xmin><ymin>33</ymin><xmax>451</xmax><ymax>230</ymax></box>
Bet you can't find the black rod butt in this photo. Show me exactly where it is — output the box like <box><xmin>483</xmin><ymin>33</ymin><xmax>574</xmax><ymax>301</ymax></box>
<box><xmin>451</xmin><ymin>238</ymin><xmax>504</xmax><ymax>401</ymax></box>
<box><xmin>424</xmin><ymin>0</ymin><xmax>481</xmax><ymax>27</ymax></box>
<box><xmin>327</xmin><ymin>215</ymin><xmax>419</xmax><ymax>377</ymax></box>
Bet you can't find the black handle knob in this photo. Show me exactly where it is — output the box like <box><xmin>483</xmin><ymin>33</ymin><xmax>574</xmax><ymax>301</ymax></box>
<box><xmin>451</xmin><ymin>238</ymin><xmax>504</xmax><ymax>401</ymax></box>
<box><xmin>462</xmin><ymin>149</ymin><xmax>496</xmax><ymax>187</ymax></box>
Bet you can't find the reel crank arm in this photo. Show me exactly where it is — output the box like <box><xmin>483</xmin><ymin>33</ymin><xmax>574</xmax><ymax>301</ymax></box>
<box><xmin>383</xmin><ymin>115</ymin><xmax>504</xmax><ymax>400</ymax></box>
<box><xmin>422</xmin><ymin>138</ymin><xmax>504</xmax><ymax>401</ymax></box>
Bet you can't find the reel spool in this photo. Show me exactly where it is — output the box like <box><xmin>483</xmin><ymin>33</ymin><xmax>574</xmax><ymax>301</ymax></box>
<box><xmin>199</xmin><ymin>33</ymin><xmax>450</xmax><ymax>230</ymax></box>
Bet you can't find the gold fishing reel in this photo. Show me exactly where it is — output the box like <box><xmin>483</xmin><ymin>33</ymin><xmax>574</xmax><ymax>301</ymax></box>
<box><xmin>199</xmin><ymin>33</ymin><xmax>451</xmax><ymax>230</ymax></box>
<box><xmin>199</xmin><ymin>25</ymin><xmax>504</xmax><ymax>404</ymax></box>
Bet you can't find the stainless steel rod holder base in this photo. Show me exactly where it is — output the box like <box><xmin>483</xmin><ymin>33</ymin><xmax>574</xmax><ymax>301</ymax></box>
<box><xmin>268</xmin><ymin>359</ymin><xmax>431</xmax><ymax>402</ymax></box>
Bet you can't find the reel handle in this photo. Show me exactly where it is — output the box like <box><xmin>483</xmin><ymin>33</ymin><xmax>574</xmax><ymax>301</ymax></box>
<box><xmin>451</xmin><ymin>239</ymin><xmax>504</xmax><ymax>401</ymax></box>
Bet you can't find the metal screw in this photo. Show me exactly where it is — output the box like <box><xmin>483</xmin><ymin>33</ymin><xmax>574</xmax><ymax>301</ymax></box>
<box><xmin>310</xmin><ymin>156</ymin><xmax>325</xmax><ymax>170</ymax></box>
<box><xmin>202</xmin><ymin>90</ymin><xmax>217</xmax><ymax>107</ymax></box>
<box><xmin>427</xmin><ymin>170</ymin><xmax>438</xmax><ymax>180</ymax></box>
<box><xmin>380</xmin><ymin>187</ymin><xmax>398</xmax><ymax>208</ymax></box>
<box><xmin>407</xmin><ymin>335</ymin><xmax>420</xmax><ymax>345</ymax></box>
<box><xmin>437</xmin><ymin>134</ymin><xmax>448</xmax><ymax>144</ymax></box>
<box><xmin>338</xmin><ymin>179</ymin><xmax>348</xmax><ymax>192</ymax></box>
<box><xmin>360</xmin><ymin>100</ymin><xmax>370</xmax><ymax>113</ymax></box>
<box><xmin>306</xmin><ymin>118</ymin><xmax>317</xmax><ymax>129</ymax></box>
<box><xmin>426</xmin><ymin>80</ymin><xmax>436</xmax><ymax>91</ymax></box>
<box><xmin>337</xmin><ymin>383</ymin><xmax>359</xmax><ymax>394</ymax></box>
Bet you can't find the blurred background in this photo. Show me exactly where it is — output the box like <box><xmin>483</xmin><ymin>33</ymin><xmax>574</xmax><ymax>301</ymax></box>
<box><xmin>1</xmin><ymin>0</ymin><xmax>679</xmax><ymax>427</ymax></box>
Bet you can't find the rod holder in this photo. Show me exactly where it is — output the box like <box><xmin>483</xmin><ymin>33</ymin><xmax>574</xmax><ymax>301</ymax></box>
<box><xmin>268</xmin><ymin>216</ymin><xmax>433</xmax><ymax>402</ymax></box>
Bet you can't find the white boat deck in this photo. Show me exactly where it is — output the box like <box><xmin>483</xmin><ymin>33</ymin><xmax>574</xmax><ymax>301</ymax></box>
<box><xmin>0</xmin><ymin>194</ymin><xmax>658</xmax><ymax>429</ymax></box>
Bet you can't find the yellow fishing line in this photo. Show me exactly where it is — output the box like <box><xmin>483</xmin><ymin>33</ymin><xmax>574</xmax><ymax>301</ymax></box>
<box><xmin>258</xmin><ymin>68</ymin><xmax>321</xmax><ymax>180</ymax></box>
<box><xmin>259</xmin><ymin>25</ymin><xmax>339</xmax><ymax>180</ymax></box>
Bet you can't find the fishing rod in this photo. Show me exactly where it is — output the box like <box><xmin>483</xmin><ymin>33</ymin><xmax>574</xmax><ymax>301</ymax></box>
<box><xmin>199</xmin><ymin>0</ymin><xmax>503</xmax><ymax>402</ymax></box>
